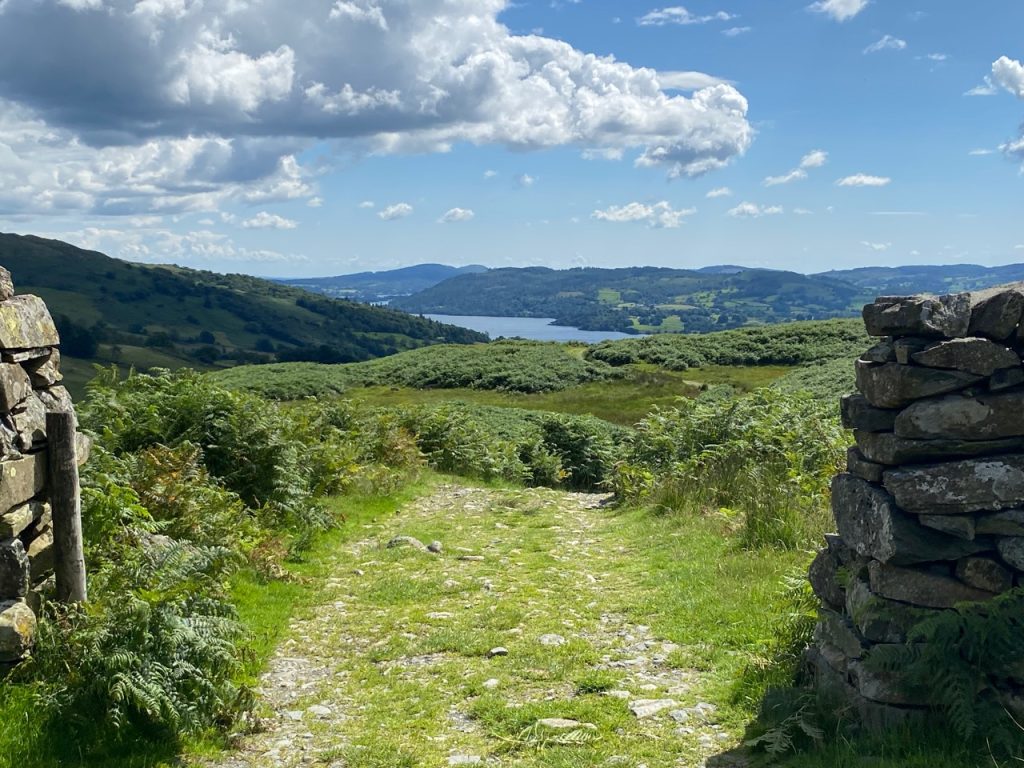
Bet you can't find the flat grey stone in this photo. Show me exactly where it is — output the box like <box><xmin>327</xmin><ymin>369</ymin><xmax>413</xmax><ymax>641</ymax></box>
<box><xmin>884</xmin><ymin>455</ymin><xmax>1024</xmax><ymax>514</ymax></box>
<box><xmin>0</xmin><ymin>500</ymin><xmax>46</xmax><ymax>539</ymax></box>
<box><xmin>808</xmin><ymin>548</ymin><xmax>845</xmax><ymax>611</ymax></box>
<box><xmin>895</xmin><ymin>392</ymin><xmax>1024</xmax><ymax>440</ymax></box>
<box><xmin>0</xmin><ymin>268</ymin><xmax>13</xmax><ymax>301</ymax></box>
<box><xmin>856</xmin><ymin>361</ymin><xmax>982</xmax><ymax>409</ymax></box>
<box><xmin>833</xmin><ymin>474</ymin><xmax>989</xmax><ymax>565</ymax></box>
<box><xmin>0</xmin><ymin>600</ymin><xmax>35</xmax><ymax>662</ymax></box>
<box><xmin>976</xmin><ymin>510</ymin><xmax>1024</xmax><ymax>536</ymax></box>
<box><xmin>845</xmin><ymin>578</ymin><xmax>941</xmax><ymax>644</ymax></box>
<box><xmin>841</xmin><ymin>395</ymin><xmax>898</xmax><ymax>433</ymax></box>
<box><xmin>868</xmin><ymin>561</ymin><xmax>994</xmax><ymax>608</ymax></box>
<box><xmin>863</xmin><ymin>293</ymin><xmax>971</xmax><ymax>339</ymax></box>
<box><xmin>387</xmin><ymin>535</ymin><xmax>427</xmax><ymax>551</ymax></box>
<box><xmin>629</xmin><ymin>699</ymin><xmax>677</xmax><ymax>719</ymax></box>
<box><xmin>0</xmin><ymin>538</ymin><xmax>29</xmax><ymax>599</ymax></box>
<box><xmin>0</xmin><ymin>364</ymin><xmax>31</xmax><ymax>413</ymax></box>
<box><xmin>0</xmin><ymin>452</ymin><xmax>46</xmax><ymax>516</ymax></box>
<box><xmin>854</xmin><ymin>430</ymin><xmax>1024</xmax><ymax>466</ymax></box>
<box><xmin>969</xmin><ymin>284</ymin><xmax>1024</xmax><ymax>340</ymax></box>
<box><xmin>0</xmin><ymin>296</ymin><xmax>59</xmax><ymax>350</ymax></box>
<box><xmin>991</xmin><ymin>367</ymin><xmax>1024</xmax><ymax>392</ymax></box>
<box><xmin>911</xmin><ymin>337</ymin><xmax>1020</xmax><ymax>376</ymax></box>
<box><xmin>814</xmin><ymin>610</ymin><xmax>865</xmax><ymax>660</ymax></box>
<box><xmin>919</xmin><ymin>514</ymin><xmax>976</xmax><ymax>541</ymax></box>
<box><xmin>860</xmin><ymin>341</ymin><xmax>896</xmax><ymax>364</ymax></box>
<box><xmin>956</xmin><ymin>557</ymin><xmax>1013</xmax><ymax>594</ymax></box>
<box><xmin>997</xmin><ymin>538</ymin><xmax>1024</xmax><ymax>571</ymax></box>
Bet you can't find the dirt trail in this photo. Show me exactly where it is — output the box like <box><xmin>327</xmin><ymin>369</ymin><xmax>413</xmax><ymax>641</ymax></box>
<box><xmin>200</xmin><ymin>484</ymin><xmax>747</xmax><ymax>768</ymax></box>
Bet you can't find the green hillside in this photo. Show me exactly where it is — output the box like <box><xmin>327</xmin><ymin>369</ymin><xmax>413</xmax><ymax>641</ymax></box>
<box><xmin>389</xmin><ymin>265</ymin><xmax>867</xmax><ymax>333</ymax></box>
<box><xmin>0</xmin><ymin>233</ymin><xmax>486</xmax><ymax>393</ymax></box>
<box><xmin>280</xmin><ymin>263</ymin><xmax>489</xmax><ymax>301</ymax></box>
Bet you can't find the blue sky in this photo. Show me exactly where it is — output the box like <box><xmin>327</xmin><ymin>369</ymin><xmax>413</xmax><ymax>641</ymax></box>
<box><xmin>0</xmin><ymin>0</ymin><xmax>1021</xmax><ymax>276</ymax></box>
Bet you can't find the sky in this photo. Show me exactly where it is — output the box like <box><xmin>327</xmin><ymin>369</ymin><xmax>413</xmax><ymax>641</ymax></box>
<box><xmin>0</xmin><ymin>0</ymin><xmax>1021</xmax><ymax>277</ymax></box>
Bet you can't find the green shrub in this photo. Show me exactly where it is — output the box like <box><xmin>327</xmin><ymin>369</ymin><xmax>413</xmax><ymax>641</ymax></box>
<box><xmin>614</xmin><ymin>390</ymin><xmax>846</xmax><ymax>548</ymax></box>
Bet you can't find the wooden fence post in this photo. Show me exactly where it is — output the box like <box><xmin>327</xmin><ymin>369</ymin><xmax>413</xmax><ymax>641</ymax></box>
<box><xmin>46</xmin><ymin>411</ymin><xmax>87</xmax><ymax>603</ymax></box>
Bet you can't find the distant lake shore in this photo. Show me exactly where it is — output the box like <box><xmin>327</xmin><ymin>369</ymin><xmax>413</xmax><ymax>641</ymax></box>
<box><xmin>424</xmin><ymin>314</ymin><xmax>640</xmax><ymax>343</ymax></box>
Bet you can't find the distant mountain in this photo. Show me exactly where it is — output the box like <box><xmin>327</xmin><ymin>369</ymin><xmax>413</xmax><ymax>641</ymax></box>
<box><xmin>390</xmin><ymin>266</ymin><xmax>865</xmax><ymax>334</ymax></box>
<box><xmin>0</xmin><ymin>233</ymin><xmax>487</xmax><ymax>393</ymax></box>
<box><xmin>816</xmin><ymin>264</ymin><xmax>1024</xmax><ymax>296</ymax></box>
<box><xmin>280</xmin><ymin>263</ymin><xmax>489</xmax><ymax>301</ymax></box>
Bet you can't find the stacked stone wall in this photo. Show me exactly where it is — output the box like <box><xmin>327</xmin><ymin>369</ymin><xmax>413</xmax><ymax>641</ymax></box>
<box><xmin>809</xmin><ymin>283</ymin><xmax>1024</xmax><ymax>726</ymax></box>
<box><xmin>0</xmin><ymin>266</ymin><xmax>85</xmax><ymax>668</ymax></box>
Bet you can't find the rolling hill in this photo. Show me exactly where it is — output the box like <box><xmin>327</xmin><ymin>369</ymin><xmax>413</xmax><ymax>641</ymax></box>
<box><xmin>389</xmin><ymin>266</ymin><xmax>867</xmax><ymax>333</ymax></box>
<box><xmin>815</xmin><ymin>264</ymin><xmax>1024</xmax><ymax>295</ymax></box>
<box><xmin>279</xmin><ymin>263</ymin><xmax>489</xmax><ymax>301</ymax></box>
<box><xmin>0</xmin><ymin>233</ymin><xmax>487</xmax><ymax>394</ymax></box>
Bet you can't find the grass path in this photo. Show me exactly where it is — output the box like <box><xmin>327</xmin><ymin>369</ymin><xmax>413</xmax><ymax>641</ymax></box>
<box><xmin>198</xmin><ymin>483</ymin><xmax>806</xmax><ymax>768</ymax></box>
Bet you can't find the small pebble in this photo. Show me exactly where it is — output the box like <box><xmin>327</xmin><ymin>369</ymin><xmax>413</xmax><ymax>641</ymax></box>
<box><xmin>488</xmin><ymin>646</ymin><xmax>509</xmax><ymax>658</ymax></box>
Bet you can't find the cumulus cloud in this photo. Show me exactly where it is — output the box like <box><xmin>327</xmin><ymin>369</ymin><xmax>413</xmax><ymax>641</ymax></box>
<box><xmin>993</xmin><ymin>56</ymin><xmax>1024</xmax><ymax>98</ymax></box>
<box><xmin>516</xmin><ymin>173</ymin><xmax>537</xmax><ymax>187</ymax></box>
<box><xmin>763</xmin><ymin>149</ymin><xmax>828</xmax><ymax>186</ymax></box>
<box><xmin>637</xmin><ymin>7</ymin><xmax>735</xmax><ymax>26</ymax></box>
<box><xmin>378</xmin><ymin>202</ymin><xmax>413</xmax><ymax>220</ymax></box>
<box><xmin>837</xmin><ymin>173</ymin><xmax>891</xmax><ymax>187</ymax></box>
<box><xmin>358</xmin><ymin>200</ymin><xmax>376</xmax><ymax>208</ymax></box>
<box><xmin>242</xmin><ymin>211</ymin><xmax>298</xmax><ymax>229</ymax></box>
<box><xmin>438</xmin><ymin>207</ymin><xmax>474</xmax><ymax>223</ymax></box>
<box><xmin>807</xmin><ymin>0</ymin><xmax>868</xmax><ymax>22</ymax></box>
<box><xmin>863</xmin><ymin>35</ymin><xmax>907</xmax><ymax>54</ymax></box>
<box><xmin>591</xmin><ymin>201</ymin><xmax>696</xmax><ymax>228</ymax></box>
<box><xmin>727</xmin><ymin>202</ymin><xmax>783</xmax><ymax>218</ymax></box>
<box><xmin>706</xmin><ymin>186</ymin><xmax>731</xmax><ymax>198</ymax></box>
<box><xmin>862</xmin><ymin>241</ymin><xmax>891</xmax><ymax>251</ymax></box>
<box><xmin>722</xmin><ymin>26</ymin><xmax>750</xmax><ymax>37</ymax></box>
<box><xmin>0</xmin><ymin>0</ymin><xmax>755</xmax><ymax>213</ymax></box>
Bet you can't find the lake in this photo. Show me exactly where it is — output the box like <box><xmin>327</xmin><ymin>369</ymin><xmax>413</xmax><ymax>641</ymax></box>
<box><xmin>424</xmin><ymin>314</ymin><xmax>640</xmax><ymax>343</ymax></box>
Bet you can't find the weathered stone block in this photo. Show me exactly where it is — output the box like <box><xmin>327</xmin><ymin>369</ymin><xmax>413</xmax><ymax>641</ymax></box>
<box><xmin>25</xmin><ymin>525</ymin><xmax>53</xmax><ymax>579</ymax></box>
<box><xmin>2</xmin><ymin>348</ymin><xmax>50</xmax><ymax>364</ymax></box>
<box><xmin>969</xmin><ymin>284</ymin><xmax>1024</xmax><ymax>340</ymax></box>
<box><xmin>991</xmin><ymin>366</ymin><xmax>1024</xmax><ymax>392</ymax></box>
<box><xmin>36</xmin><ymin>386</ymin><xmax>76</xmax><ymax>426</ymax></box>
<box><xmin>855</xmin><ymin>361</ymin><xmax>983</xmax><ymax>409</ymax></box>
<box><xmin>832</xmin><ymin>474</ymin><xmax>988</xmax><ymax>564</ymax></box>
<box><xmin>0</xmin><ymin>600</ymin><xmax>35</xmax><ymax>662</ymax></box>
<box><xmin>850</xmin><ymin>657</ymin><xmax>928</xmax><ymax>706</ymax></box>
<box><xmin>0</xmin><ymin>296</ymin><xmax>59</xmax><ymax>350</ymax></box>
<box><xmin>860</xmin><ymin>341</ymin><xmax>896</xmax><ymax>364</ymax></box>
<box><xmin>895</xmin><ymin>392</ymin><xmax>1024</xmax><ymax>440</ymax></box>
<box><xmin>12</xmin><ymin>393</ymin><xmax>46</xmax><ymax>450</ymax></box>
<box><xmin>0</xmin><ymin>501</ymin><xmax>37</xmax><ymax>539</ymax></box>
<box><xmin>0</xmin><ymin>364</ymin><xmax>31</xmax><ymax>413</ymax></box>
<box><xmin>824</xmin><ymin>532</ymin><xmax>856</xmax><ymax>564</ymax></box>
<box><xmin>0</xmin><ymin>268</ymin><xmax>13</xmax><ymax>302</ymax></box>
<box><xmin>997</xmin><ymin>537</ymin><xmax>1024</xmax><ymax>571</ymax></box>
<box><xmin>956</xmin><ymin>556</ymin><xmax>1013</xmax><ymax>594</ymax></box>
<box><xmin>920</xmin><ymin>514</ymin><xmax>976</xmax><ymax>541</ymax></box>
<box><xmin>847</xmin><ymin>447</ymin><xmax>884</xmax><ymax>483</ymax></box>
<box><xmin>841</xmin><ymin>395</ymin><xmax>898</xmax><ymax>433</ymax></box>
<box><xmin>0</xmin><ymin>453</ymin><xmax>46</xmax><ymax>516</ymax></box>
<box><xmin>24</xmin><ymin>349</ymin><xmax>61</xmax><ymax>388</ymax></box>
<box><xmin>868</xmin><ymin>561</ymin><xmax>994</xmax><ymax>609</ymax></box>
<box><xmin>854</xmin><ymin>430</ymin><xmax>1024</xmax><ymax>466</ymax></box>
<box><xmin>809</xmin><ymin>548</ymin><xmax>845</xmax><ymax>612</ymax></box>
<box><xmin>976</xmin><ymin>509</ymin><xmax>1024</xmax><ymax>536</ymax></box>
<box><xmin>911</xmin><ymin>337</ymin><xmax>1020</xmax><ymax>376</ymax></box>
<box><xmin>884</xmin><ymin>455</ymin><xmax>1024</xmax><ymax>514</ymax></box>
<box><xmin>0</xmin><ymin>539</ymin><xmax>29</xmax><ymax>598</ymax></box>
<box><xmin>894</xmin><ymin>337</ymin><xmax>931</xmax><ymax>365</ymax></box>
<box><xmin>845</xmin><ymin>578</ymin><xmax>941</xmax><ymax>644</ymax></box>
<box><xmin>863</xmin><ymin>293</ymin><xmax>971</xmax><ymax>339</ymax></box>
<box><xmin>815</xmin><ymin>610</ymin><xmax>866</xmax><ymax>660</ymax></box>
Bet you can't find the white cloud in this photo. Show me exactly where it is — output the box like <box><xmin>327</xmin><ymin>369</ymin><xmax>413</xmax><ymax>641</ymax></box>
<box><xmin>582</xmin><ymin>147</ymin><xmax>625</xmax><ymax>161</ymax></box>
<box><xmin>592</xmin><ymin>201</ymin><xmax>696</xmax><ymax>228</ymax></box>
<box><xmin>483</xmin><ymin>170</ymin><xmax>498</xmax><ymax>179</ymax></box>
<box><xmin>438</xmin><ymin>207</ymin><xmax>474</xmax><ymax>223</ymax></box>
<box><xmin>658</xmin><ymin>71</ymin><xmax>731</xmax><ymax>90</ymax></box>
<box><xmin>965</xmin><ymin>78</ymin><xmax>999</xmax><ymax>97</ymax></box>
<box><xmin>1016</xmin><ymin>244</ymin><xmax>1024</xmax><ymax>251</ymax></box>
<box><xmin>869</xmin><ymin>211</ymin><xmax>925</xmax><ymax>216</ymax></box>
<box><xmin>837</xmin><ymin>173</ymin><xmax>891</xmax><ymax>187</ymax></box>
<box><xmin>993</xmin><ymin>56</ymin><xmax>1024</xmax><ymax>98</ymax></box>
<box><xmin>722</xmin><ymin>26</ymin><xmax>750</xmax><ymax>37</ymax></box>
<box><xmin>863</xmin><ymin>35</ymin><xmax>907</xmax><ymax>55</ymax></box>
<box><xmin>516</xmin><ymin>173</ymin><xmax>537</xmax><ymax>187</ymax></box>
<box><xmin>637</xmin><ymin>7</ymin><xmax>735</xmax><ymax>27</ymax></box>
<box><xmin>378</xmin><ymin>202</ymin><xmax>413</xmax><ymax>220</ymax></box>
<box><xmin>0</xmin><ymin>0</ymin><xmax>755</xmax><ymax>211</ymax></box>
<box><xmin>793</xmin><ymin>208</ymin><xmax>813</xmax><ymax>215</ymax></box>
<box><xmin>968</xmin><ymin>148</ymin><xmax>995</xmax><ymax>156</ymax></box>
<box><xmin>307</xmin><ymin>196</ymin><xmax>323</xmax><ymax>207</ymax></box>
<box><xmin>706</xmin><ymin>186</ymin><xmax>732</xmax><ymax>198</ymax></box>
<box><xmin>862</xmin><ymin>241</ymin><xmax>891</xmax><ymax>252</ymax></box>
<box><xmin>925</xmin><ymin>53</ymin><xmax>948</xmax><ymax>62</ymax></box>
<box><xmin>807</xmin><ymin>0</ymin><xmax>868</xmax><ymax>22</ymax></box>
<box><xmin>763</xmin><ymin>149</ymin><xmax>828</xmax><ymax>186</ymax></box>
<box><xmin>727</xmin><ymin>202</ymin><xmax>783</xmax><ymax>218</ymax></box>
<box><xmin>358</xmin><ymin>200</ymin><xmax>376</xmax><ymax>208</ymax></box>
<box><xmin>241</xmin><ymin>211</ymin><xmax>298</xmax><ymax>229</ymax></box>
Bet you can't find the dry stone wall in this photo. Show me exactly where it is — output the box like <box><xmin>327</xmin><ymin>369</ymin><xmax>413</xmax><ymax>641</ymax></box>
<box><xmin>0</xmin><ymin>266</ymin><xmax>85</xmax><ymax>669</ymax></box>
<box><xmin>808</xmin><ymin>283</ymin><xmax>1024</xmax><ymax>727</ymax></box>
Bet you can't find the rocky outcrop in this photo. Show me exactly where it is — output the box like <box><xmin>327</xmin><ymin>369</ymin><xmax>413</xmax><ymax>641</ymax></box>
<box><xmin>0</xmin><ymin>266</ymin><xmax>88</xmax><ymax>665</ymax></box>
<box><xmin>807</xmin><ymin>283</ymin><xmax>1024</xmax><ymax>730</ymax></box>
